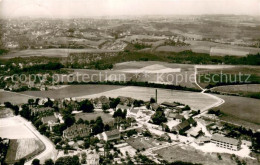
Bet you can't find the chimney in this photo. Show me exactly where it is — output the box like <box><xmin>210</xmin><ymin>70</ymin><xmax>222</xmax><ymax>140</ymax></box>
<box><xmin>155</xmin><ymin>89</ymin><xmax>158</xmax><ymax>103</ymax></box>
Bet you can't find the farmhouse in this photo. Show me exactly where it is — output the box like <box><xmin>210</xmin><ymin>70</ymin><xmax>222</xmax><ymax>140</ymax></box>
<box><xmin>101</xmin><ymin>129</ymin><xmax>120</xmax><ymax>141</ymax></box>
<box><xmin>211</xmin><ymin>134</ymin><xmax>240</xmax><ymax>151</ymax></box>
<box><xmin>161</xmin><ymin>102</ymin><xmax>178</xmax><ymax>109</ymax></box>
<box><xmin>150</xmin><ymin>103</ymin><xmax>159</xmax><ymax>111</ymax></box>
<box><xmin>172</xmin><ymin>118</ymin><xmax>196</xmax><ymax>133</ymax></box>
<box><xmin>168</xmin><ymin>113</ymin><xmax>185</xmax><ymax>122</ymax></box>
<box><xmin>93</xmin><ymin>96</ymin><xmax>110</xmax><ymax>109</ymax></box>
<box><xmin>63</xmin><ymin>124</ymin><xmax>91</xmax><ymax>139</ymax></box>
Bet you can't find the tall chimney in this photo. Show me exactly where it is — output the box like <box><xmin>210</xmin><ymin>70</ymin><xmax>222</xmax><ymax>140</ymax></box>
<box><xmin>156</xmin><ymin>89</ymin><xmax>157</xmax><ymax>103</ymax></box>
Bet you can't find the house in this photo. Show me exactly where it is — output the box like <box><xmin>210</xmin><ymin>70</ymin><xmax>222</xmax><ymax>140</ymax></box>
<box><xmin>101</xmin><ymin>129</ymin><xmax>120</xmax><ymax>141</ymax></box>
<box><xmin>195</xmin><ymin>136</ymin><xmax>211</xmax><ymax>145</ymax></box>
<box><xmin>41</xmin><ymin>115</ymin><xmax>59</xmax><ymax>131</ymax></box>
<box><xmin>150</xmin><ymin>103</ymin><xmax>159</xmax><ymax>111</ymax></box>
<box><xmin>93</xmin><ymin>96</ymin><xmax>110</xmax><ymax>109</ymax></box>
<box><xmin>211</xmin><ymin>134</ymin><xmax>240</xmax><ymax>151</ymax></box>
<box><xmin>172</xmin><ymin>118</ymin><xmax>196</xmax><ymax>133</ymax></box>
<box><xmin>161</xmin><ymin>102</ymin><xmax>178</xmax><ymax>109</ymax></box>
<box><xmin>172</xmin><ymin>120</ymin><xmax>190</xmax><ymax>133</ymax></box>
<box><xmin>63</xmin><ymin>124</ymin><xmax>91</xmax><ymax>139</ymax></box>
<box><xmin>86</xmin><ymin>151</ymin><xmax>99</xmax><ymax>165</ymax></box>
<box><xmin>118</xmin><ymin>96</ymin><xmax>134</xmax><ymax>105</ymax></box>
<box><xmin>168</xmin><ymin>113</ymin><xmax>185</xmax><ymax>122</ymax></box>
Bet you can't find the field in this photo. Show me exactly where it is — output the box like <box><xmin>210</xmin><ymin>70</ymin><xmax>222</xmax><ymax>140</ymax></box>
<box><xmin>197</xmin><ymin>65</ymin><xmax>260</xmax><ymax>88</ymax></box>
<box><xmin>155</xmin><ymin>41</ymin><xmax>260</xmax><ymax>56</ymax></box>
<box><xmin>74</xmin><ymin>112</ymin><xmax>114</xmax><ymax>124</ymax></box>
<box><xmin>211</xmin><ymin>84</ymin><xmax>260</xmax><ymax>96</ymax></box>
<box><xmin>154</xmin><ymin>145</ymin><xmax>258</xmax><ymax>165</ymax></box>
<box><xmin>76</xmin><ymin>85</ymin><xmax>218</xmax><ymax>111</ymax></box>
<box><xmin>0</xmin><ymin>117</ymin><xmax>36</xmax><ymax>139</ymax></box>
<box><xmin>126</xmin><ymin>137</ymin><xmax>158</xmax><ymax>150</ymax></box>
<box><xmin>22</xmin><ymin>85</ymin><xmax>124</xmax><ymax>99</ymax></box>
<box><xmin>214</xmin><ymin>94</ymin><xmax>260</xmax><ymax>129</ymax></box>
<box><xmin>0</xmin><ymin>48</ymin><xmax>121</xmax><ymax>59</ymax></box>
<box><xmin>0</xmin><ymin>90</ymin><xmax>36</xmax><ymax>104</ymax></box>
<box><xmin>5</xmin><ymin>138</ymin><xmax>45</xmax><ymax>164</ymax></box>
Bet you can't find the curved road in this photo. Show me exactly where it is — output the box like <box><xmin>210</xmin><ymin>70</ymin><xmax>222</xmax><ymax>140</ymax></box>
<box><xmin>14</xmin><ymin>116</ymin><xmax>57</xmax><ymax>165</ymax></box>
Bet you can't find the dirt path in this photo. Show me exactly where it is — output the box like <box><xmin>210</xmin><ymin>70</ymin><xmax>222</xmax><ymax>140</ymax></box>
<box><xmin>194</xmin><ymin>65</ymin><xmax>226</xmax><ymax>114</ymax></box>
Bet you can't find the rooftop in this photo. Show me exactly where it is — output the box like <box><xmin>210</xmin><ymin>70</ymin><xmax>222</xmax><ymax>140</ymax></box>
<box><xmin>211</xmin><ymin>134</ymin><xmax>239</xmax><ymax>146</ymax></box>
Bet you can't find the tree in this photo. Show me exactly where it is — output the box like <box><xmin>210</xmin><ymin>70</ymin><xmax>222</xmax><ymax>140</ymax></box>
<box><xmin>76</xmin><ymin>118</ymin><xmax>84</xmax><ymax>124</ymax></box>
<box><xmin>32</xmin><ymin>159</ymin><xmax>40</xmax><ymax>165</ymax></box>
<box><xmin>102</xmin><ymin>104</ymin><xmax>110</xmax><ymax>111</ymax></box>
<box><xmin>20</xmin><ymin>104</ymin><xmax>31</xmax><ymax>120</ymax></box>
<box><xmin>79</xmin><ymin>99</ymin><xmax>94</xmax><ymax>113</ymax></box>
<box><xmin>151</xmin><ymin>109</ymin><xmax>167</xmax><ymax>125</ymax></box>
<box><xmin>109</xmin><ymin>98</ymin><xmax>120</xmax><ymax>109</ymax></box>
<box><xmin>92</xmin><ymin>117</ymin><xmax>104</xmax><ymax>135</ymax></box>
<box><xmin>55</xmin><ymin>156</ymin><xmax>80</xmax><ymax>165</ymax></box>
<box><xmin>44</xmin><ymin>159</ymin><xmax>54</xmax><ymax>165</ymax></box>
<box><xmin>28</xmin><ymin>99</ymin><xmax>34</xmax><ymax>105</ymax></box>
<box><xmin>150</xmin><ymin>97</ymin><xmax>156</xmax><ymax>103</ymax></box>
<box><xmin>63</xmin><ymin>115</ymin><xmax>75</xmax><ymax>127</ymax></box>
<box><xmin>104</xmin><ymin>124</ymin><xmax>110</xmax><ymax>131</ymax></box>
<box><xmin>113</xmin><ymin>108</ymin><xmax>127</xmax><ymax>119</ymax></box>
<box><xmin>44</xmin><ymin>98</ymin><xmax>53</xmax><ymax>107</ymax></box>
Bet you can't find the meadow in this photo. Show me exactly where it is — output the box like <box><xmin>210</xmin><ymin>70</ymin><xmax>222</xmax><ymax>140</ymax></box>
<box><xmin>215</xmin><ymin>94</ymin><xmax>260</xmax><ymax>129</ymax></box>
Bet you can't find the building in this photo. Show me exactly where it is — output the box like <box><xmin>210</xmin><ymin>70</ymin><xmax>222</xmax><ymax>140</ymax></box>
<box><xmin>93</xmin><ymin>96</ymin><xmax>110</xmax><ymax>109</ymax></box>
<box><xmin>101</xmin><ymin>129</ymin><xmax>120</xmax><ymax>141</ymax></box>
<box><xmin>41</xmin><ymin>115</ymin><xmax>58</xmax><ymax>131</ymax></box>
<box><xmin>168</xmin><ymin>113</ymin><xmax>185</xmax><ymax>122</ymax></box>
<box><xmin>211</xmin><ymin>134</ymin><xmax>240</xmax><ymax>151</ymax></box>
<box><xmin>161</xmin><ymin>102</ymin><xmax>178</xmax><ymax>109</ymax></box>
<box><xmin>63</xmin><ymin>124</ymin><xmax>91</xmax><ymax>139</ymax></box>
<box><xmin>172</xmin><ymin>118</ymin><xmax>196</xmax><ymax>133</ymax></box>
<box><xmin>86</xmin><ymin>151</ymin><xmax>99</xmax><ymax>165</ymax></box>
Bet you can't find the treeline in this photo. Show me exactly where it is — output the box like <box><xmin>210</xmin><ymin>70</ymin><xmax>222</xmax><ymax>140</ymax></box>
<box><xmin>67</xmin><ymin>80</ymin><xmax>201</xmax><ymax>92</ymax></box>
<box><xmin>22</xmin><ymin>62</ymin><xmax>64</xmax><ymax>72</ymax></box>
<box><xmin>75</xmin><ymin>51</ymin><xmax>260</xmax><ymax>70</ymax></box>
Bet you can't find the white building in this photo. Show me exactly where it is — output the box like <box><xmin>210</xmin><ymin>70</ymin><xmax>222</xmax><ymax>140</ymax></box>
<box><xmin>211</xmin><ymin>134</ymin><xmax>240</xmax><ymax>151</ymax></box>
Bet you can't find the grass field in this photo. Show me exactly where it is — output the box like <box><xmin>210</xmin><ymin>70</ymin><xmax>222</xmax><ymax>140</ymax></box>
<box><xmin>214</xmin><ymin>94</ymin><xmax>260</xmax><ymax>129</ymax></box>
<box><xmin>0</xmin><ymin>91</ymin><xmax>36</xmax><ymax>104</ymax></box>
<box><xmin>0</xmin><ymin>117</ymin><xmax>36</xmax><ymax>139</ymax></box>
<box><xmin>154</xmin><ymin>145</ymin><xmax>258</xmax><ymax>165</ymax></box>
<box><xmin>74</xmin><ymin>112</ymin><xmax>114</xmax><ymax>124</ymax></box>
<box><xmin>0</xmin><ymin>49</ymin><xmax>121</xmax><ymax>59</ymax></box>
<box><xmin>77</xmin><ymin>85</ymin><xmax>218</xmax><ymax>111</ymax></box>
<box><xmin>22</xmin><ymin>85</ymin><xmax>124</xmax><ymax>99</ymax></box>
<box><xmin>126</xmin><ymin>137</ymin><xmax>158</xmax><ymax>150</ymax></box>
<box><xmin>211</xmin><ymin>84</ymin><xmax>260</xmax><ymax>96</ymax></box>
<box><xmin>5</xmin><ymin>138</ymin><xmax>45</xmax><ymax>164</ymax></box>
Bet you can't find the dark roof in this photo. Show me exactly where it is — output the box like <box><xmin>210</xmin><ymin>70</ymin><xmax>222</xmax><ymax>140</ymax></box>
<box><xmin>41</xmin><ymin>115</ymin><xmax>57</xmax><ymax>124</ymax></box>
<box><xmin>105</xmin><ymin>129</ymin><xmax>120</xmax><ymax>137</ymax></box>
<box><xmin>174</xmin><ymin>120</ymin><xmax>190</xmax><ymax>131</ymax></box>
<box><xmin>161</xmin><ymin>102</ymin><xmax>178</xmax><ymax>107</ymax></box>
<box><xmin>211</xmin><ymin>134</ymin><xmax>239</xmax><ymax>146</ymax></box>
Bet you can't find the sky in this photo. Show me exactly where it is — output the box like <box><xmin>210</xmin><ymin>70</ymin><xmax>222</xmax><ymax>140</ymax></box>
<box><xmin>0</xmin><ymin>0</ymin><xmax>260</xmax><ymax>18</ymax></box>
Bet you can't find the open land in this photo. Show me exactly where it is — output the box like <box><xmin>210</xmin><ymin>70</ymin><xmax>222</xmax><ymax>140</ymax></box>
<box><xmin>154</xmin><ymin>145</ymin><xmax>258</xmax><ymax>165</ymax></box>
<box><xmin>213</xmin><ymin>94</ymin><xmax>260</xmax><ymax>129</ymax></box>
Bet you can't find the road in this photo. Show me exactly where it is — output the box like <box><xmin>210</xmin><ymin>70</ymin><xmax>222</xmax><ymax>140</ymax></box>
<box><xmin>15</xmin><ymin>116</ymin><xmax>57</xmax><ymax>165</ymax></box>
<box><xmin>194</xmin><ymin>65</ymin><xmax>225</xmax><ymax>114</ymax></box>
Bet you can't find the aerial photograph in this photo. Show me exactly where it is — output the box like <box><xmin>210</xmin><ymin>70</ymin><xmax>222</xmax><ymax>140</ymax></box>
<box><xmin>0</xmin><ymin>0</ymin><xmax>260</xmax><ymax>164</ymax></box>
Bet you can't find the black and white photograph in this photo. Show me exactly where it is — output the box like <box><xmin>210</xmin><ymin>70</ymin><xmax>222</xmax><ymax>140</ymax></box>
<box><xmin>0</xmin><ymin>0</ymin><xmax>260</xmax><ymax>164</ymax></box>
